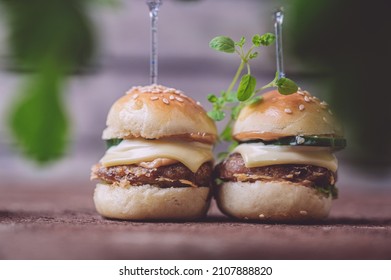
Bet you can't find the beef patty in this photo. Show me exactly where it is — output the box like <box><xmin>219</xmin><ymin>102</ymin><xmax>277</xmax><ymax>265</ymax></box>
<box><xmin>215</xmin><ymin>153</ymin><xmax>336</xmax><ymax>188</ymax></box>
<box><xmin>91</xmin><ymin>161</ymin><xmax>213</xmax><ymax>188</ymax></box>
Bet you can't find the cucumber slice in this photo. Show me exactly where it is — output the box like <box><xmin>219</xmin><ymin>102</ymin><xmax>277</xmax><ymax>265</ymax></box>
<box><xmin>263</xmin><ymin>136</ymin><xmax>346</xmax><ymax>150</ymax></box>
<box><xmin>105</xmin><ymin>138</ymin><xmax>122</xmax><ymax>148</ymax></box>
<box><xmin>314</xmin><ymin>185</ymin><xmax>338</xmax><ymax>199</ymax></box>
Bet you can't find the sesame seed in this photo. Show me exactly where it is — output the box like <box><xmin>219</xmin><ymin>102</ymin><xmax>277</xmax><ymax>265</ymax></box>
<box><xmin>299</xmin><ymin>104</ymin><xmax>305</xmax><ymax>111</ymax></box>
<box><xmin>323</xmin><ymin>117</ymin><xmax>328</xmax><ymax>123</ymax></box>
<box><xmin>196</xmin><ymin>101</ymin><xmax>201</xmax><ymax>106</ymax></box>
<box><xmin>298</xmin><ymin>91</ymin><xmax>305</xmax><ymax>96</ymax></box>
<box><xmin>150</xmin><ymin>96</ymin><xmax>159</xmax><ymax>101</ymax></box>
<box><xmin>169</xmin><ymin>95</ymin><xmax>175</xmax><ymax>100</ymax></box>
<box><xmin>303</xmin><ymin>90</ymin><xmax>311</xmax><ymax>96</ymax></box>
<box><xmin>132</xmin><ymin>94</ymin><xmax>139</xmax><ymax>99</ymax></box>
<box><xmin>320</xmin><ymin>101</ymin><xmax>328</xmax><ymax>108</ymax></box>
<box><xmin>328</xmin><ymin>109</ymin><xmax>333</xmax><ymax>115</ymax></box>
<box><xmin>259</xmin><ymin>214</ymin><xmax>265</xmax><ymax>219</ymax></box>
<box><xmin>284</xmin><ymin>108</ymin><xmax>293</xmax><ymax>114</ymax></box>
<box><xmin>304</xmin><ymin>96</ymin><xmax>310</xmax><ymax>103</ymax></box>
<box><xmin>162</xmin><ymin>98</ymin><xmax>170</xmax><ymax>105</ymax></box>
<box><xmin>175</xmin><ymin>97</ymin><xmax>184</xmax><ymax>102</ymax></box>
<box><xmin>300</xmin><ymin>210</ymin><xmax>308</xmax><ymax>215</ymax></box>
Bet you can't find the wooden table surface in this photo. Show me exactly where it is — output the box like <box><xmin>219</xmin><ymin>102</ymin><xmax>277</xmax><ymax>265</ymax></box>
<box><xmin>0</xmin><ymin>183</ymin><xmax>390</xmax><ymax>260</ymax></box>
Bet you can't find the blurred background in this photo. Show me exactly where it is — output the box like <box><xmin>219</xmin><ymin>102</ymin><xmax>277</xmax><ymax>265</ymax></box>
<box><xmin>0</xmin><ymin>0</ymin><xmax>390</xmax><ymax>191</ymax></box>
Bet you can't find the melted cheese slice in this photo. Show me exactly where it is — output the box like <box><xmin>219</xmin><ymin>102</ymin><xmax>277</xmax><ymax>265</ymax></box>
<box><xmin>233</xmin><ymin>143</ymin><xmax>338</xmax><ymax>172</ymax></box>
<box><xmin>100</xmin><ymin>139</ymin><xmax>213</xmax><ymax>173</ymax></box>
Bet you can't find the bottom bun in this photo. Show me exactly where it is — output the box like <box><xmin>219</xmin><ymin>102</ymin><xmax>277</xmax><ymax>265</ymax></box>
<box><xmin>216</xmin><ymin>181</ymin><xmax>332</xmax><ymax>221</ymax></box>
<box><xmin>94</xmin><ymin>183</ymin><xmax>211</xmax><ymax>220</ymax></box>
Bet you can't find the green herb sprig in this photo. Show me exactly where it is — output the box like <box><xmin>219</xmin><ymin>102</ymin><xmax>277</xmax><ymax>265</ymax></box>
<box><xmin>207</xmin><ymin>34</ymin><xmax>298</xmax><ymax>153</ymax></box>
<box><xmin>2</xmin><ymin>0</ymin><xmax>96</xmax><ymax>164</ymax></box>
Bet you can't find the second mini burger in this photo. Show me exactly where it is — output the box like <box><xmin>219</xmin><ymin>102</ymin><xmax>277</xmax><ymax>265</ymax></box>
<box><xmin>215</xmin><ymin>89</ymin><xmax>346</xmax><ymax>221</ymax></box>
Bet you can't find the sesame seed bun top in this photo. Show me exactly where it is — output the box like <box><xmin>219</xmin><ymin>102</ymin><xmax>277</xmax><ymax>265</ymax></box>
<box><xmin>233</xmin><ymin>89</ymin><xmax>344</xmax><ymax>142</ymax></box>
<box><xmin>102</xmin><ymin>84</ymin><xmax>218</xmax><ymax>144</ymax></box>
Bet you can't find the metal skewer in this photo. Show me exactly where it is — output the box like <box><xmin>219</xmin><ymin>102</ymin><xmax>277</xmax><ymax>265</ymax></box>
<box><xmin>146</xmin><ymin>0</ymin><xmax>162</xmax><ymax>85</ymax></box>
<box><xmin>274</xmin><ymin>8</ymin><xmax>285</xmax><ymax>79</ymax></box>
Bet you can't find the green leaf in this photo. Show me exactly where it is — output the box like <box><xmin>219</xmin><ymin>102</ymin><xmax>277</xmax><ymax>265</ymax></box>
<box><xmin>207</xmin><ymin>110</ymin><xmax>225</xmax><ymax>121</ymax></box>
<box><xmin>249</xmin><ymin>52</ymin><xmax>258</xmax><ymax>59</ymax></box>
<box><xmin>225</xmin><ymin>91</ymin><xmax>238</xmax><ymax>103</ymax></box>
<box><xmin>235</xmin><ymin>36</ymin><xmax>246</xmax><ymax>47</ymax></box>
<box><xmin>105</xmin><ymin>138</ymin><xmax>123</xmax><ymax>148</ymax></box>
<box><xmin>209</xmin><ymin>36</ymin><xmax>235</xmax><ymax>53</ymax></box>
<box><xmin>9</xmin><ymin>62</ymin><xmax>68</xmax><ymax>163</ymax></box>
<box><xmin>252</xmin><ymin>34</ymin><xmax>262</xmax><ymax>47</ymax></box>
<box><xmin>259</xmin><ymin>33</ymin><xmax>276</xmax><ymax>46</ymax></box>
<box><xmin>217</xmin><ymin>96</ymin><xmax>227</xmax><ymax>106</ymax></box>
<box><xmin>276</xmin><ymin>77</ymin><xmax>299</xmax><ymax>95</ymax></box>
<box><xmin>207</xmin><ymin>94</ymin><xmax>218</xmax><ymax>103</ymax></box>
<box><xmin>237</xmin><ymin>74</ymin><xmax>257</xmax><ymax>101</ymax></box>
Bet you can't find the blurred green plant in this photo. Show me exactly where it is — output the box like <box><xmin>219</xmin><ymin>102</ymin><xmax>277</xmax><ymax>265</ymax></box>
<box><xmin>287</xmin><ymin>0</ymin><xmax>391</xmax><ymax>169</ymax></box>
<box><xmin>0</xmin><ymin>0</ymin><xmax>198</xmax><ymax>164</ymax></box>
<box><xmin>0</xmin><ymin>0</ymin><xmax>110</xmax><ymax>163</ymax></box>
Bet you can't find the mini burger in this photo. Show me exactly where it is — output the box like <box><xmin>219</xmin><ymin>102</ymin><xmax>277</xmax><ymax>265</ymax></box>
<box><xmin>215</xmin><ymin>89</ymin><xmax>346</xmax><ymax>221</ymax></box>
<box><xmin>91</xmin><ymin>84</ymin><xmax>217</xmax><ymax>220</ymax></box>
